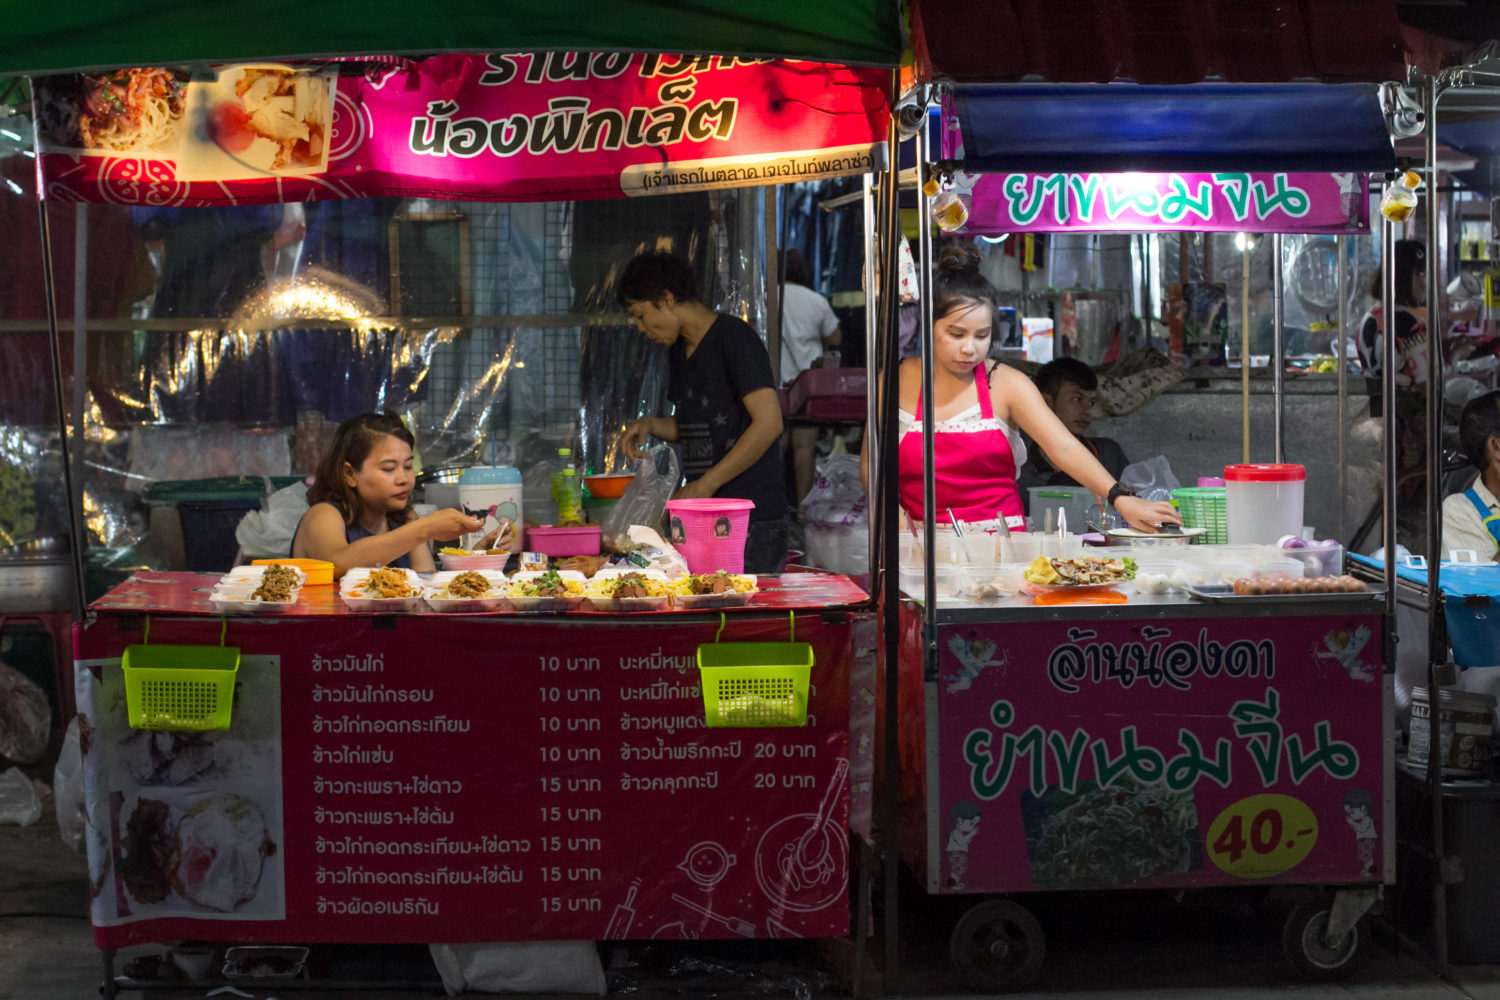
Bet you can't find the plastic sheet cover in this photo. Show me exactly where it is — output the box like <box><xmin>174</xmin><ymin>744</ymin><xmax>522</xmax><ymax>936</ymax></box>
<box><xmin>0</xmin><ymin>136</ymin><xmax>752</xmax><ymax>570</ymax></box>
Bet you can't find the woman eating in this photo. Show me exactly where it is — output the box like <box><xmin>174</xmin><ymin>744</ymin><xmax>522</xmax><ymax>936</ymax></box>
<box><xmin>291</xmin><ymin>412</ymin><xmax>494</xmax><ymax>578</ymax></box>
<box><xmin>860</xmin><ymin>245</ymin><xmax>1179</xmax><ymax>533</ymax></box>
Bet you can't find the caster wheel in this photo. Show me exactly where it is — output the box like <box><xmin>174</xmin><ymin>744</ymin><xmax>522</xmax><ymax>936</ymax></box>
<box><xmin>949</xmin><ymin>899</ymin><xmax>1045</xmax><ymax>992</ymax></box>
<box><xmin>1281</xmin><ymin>896</ymin><xmax>1362</xmax><ymax>980</ymax></box>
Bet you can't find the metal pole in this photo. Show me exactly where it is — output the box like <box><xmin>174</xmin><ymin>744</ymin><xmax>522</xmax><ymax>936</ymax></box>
<box><xmin>1272</xmin><ymin>233</ymin><xmax>1286</xmax><ymax>463</ymax></box>
<box><xmin>766</xmin><ymin>189</ymin><xmax>782</xmax><ymax>385</ymax></box>
<box><xmin>36</xmin><ymin>199</ymin><xmax>87</xmax><ymax>619</ymax></box>
<box><xmin>1337</xmin><ymin>235</ymin><xmax>1348</xmax><ymax>542</ymax></box>
<box><xmin>1381</xmin><ymin>217</ymin><xmax>1398</xmax><ymax>614</ymax></box>
<box><xmin>1241</xmin><ymin>243</ymin><xmax>1251</xmax><ymax>464</ymax></box>
<box><xmin>1423</xmin><ymin>75</ymin><xmax>1449</xmax><ymax>978</ymax></box>
<box><xmin>877</xmin><ymin>69</ymin><xmax>905</xmax><ymax>995</ymax></box>
<box><xmin>916</xmin><ymin>118</ymin><xmax>937</xmax><ymax>632</ymax></box>
<box><xmin>71</xmin><ymin>203</ymin><xmax>88</xmax><ymax>594</ymax></box>
<box><xmin>862</xmin><ymin>173</ymin><xmax>880</xmax><ymax>582</ymax></box>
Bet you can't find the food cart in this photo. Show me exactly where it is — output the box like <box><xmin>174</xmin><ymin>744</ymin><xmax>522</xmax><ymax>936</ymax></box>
<box><xmin>0</xmin><ymin>9</ymin><xmax>906</xmax><ymax>993</ymax></box>
<box><xmin>871</xmin><ymin>57</ymin><xmax>1406</xmax><ymax>989</ymax></box>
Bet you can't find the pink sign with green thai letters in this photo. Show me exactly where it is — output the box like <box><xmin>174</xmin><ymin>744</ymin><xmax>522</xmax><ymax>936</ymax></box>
<box><xmin>949</xmin><ymin>170</ymin><xmax>1368</xmax><ymax>234</ymax></box>
<box><xmin>922</xmin><ymin>612</ymin><xmax>1385</xmax><ymax>894</ymax></box>
<box><xmin>33</xmin><ymin>54</ymin><xmax>888</xmax><ymax>206</ymax></box>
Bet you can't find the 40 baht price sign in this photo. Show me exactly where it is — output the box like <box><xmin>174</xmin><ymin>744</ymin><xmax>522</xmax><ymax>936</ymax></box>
<box><xmin>932</xmin><ymin>614</ymin><xmax>1384</xmax><ymax>893</ymax></box>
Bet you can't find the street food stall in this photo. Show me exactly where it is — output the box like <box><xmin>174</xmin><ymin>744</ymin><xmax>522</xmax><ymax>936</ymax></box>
<box><xmin>870</xmin><ymin>47</ymin><xmax>1406</xmax><ymax>989</ymax></box>
<box><xmin>0</xmin><ymin>7</ymin><xmax>905</xmax><ymax>992</ymax></box>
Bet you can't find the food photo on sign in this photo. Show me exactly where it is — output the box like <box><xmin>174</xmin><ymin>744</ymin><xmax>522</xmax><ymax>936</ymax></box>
<box><xmin>81</xmin><ymin>656</ymin><xmax>285</xmax><ymax>924</ymax></box>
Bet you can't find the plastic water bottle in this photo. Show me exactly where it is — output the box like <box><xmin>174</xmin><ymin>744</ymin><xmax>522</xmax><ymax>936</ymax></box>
<box><xmin>559</xmin><ymin>464</ymin><xmax>582</xmax><ymax>524</ymax></box>
<box><xmin>550</xmin><ymin>447</ymin><xmax>571</xmax><ymax>515</ymax></box>
<box><xmin>1379</xmin><ymin>170</ymin><xmax>1420</xmax><ymax>223</ymax></box>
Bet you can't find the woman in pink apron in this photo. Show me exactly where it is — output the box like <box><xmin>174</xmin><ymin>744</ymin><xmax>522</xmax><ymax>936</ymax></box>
<box><xmin>862</xmin><ymin>245</ymin><xmax>1178</xmax><ymax>534</ymax></box>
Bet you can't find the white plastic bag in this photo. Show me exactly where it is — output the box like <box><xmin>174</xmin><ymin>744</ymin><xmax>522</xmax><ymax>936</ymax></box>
<box><xmin>1118</xmin><ymin>455</ymin><xmax>1181</xmax><ymax>502</ymax></box>
<box><xmin>429</xmin><ymin>941</ymin><xmax>605</xmax><ymax>995</ymax></box>
<box><xmin>802</xmin><ymin>452</ymin><xmax>869</xmax><ymax>575</ymax></box>
<box><xmin>53</xmin><ymin>716</ymin><xmax>85</xmax><ymax>852</ymax></box>
<box><xmin>235</xmin><ymin>479</ymin><xmax>310</xmax><ymax>558</ymax></box>
<box><xmin>0</xmin><ymin>766</ymin><xmax>41</xmax><ymax>826</ymax></box>
<box><xmin>618</xmin><ymin>525</ymin><xmax>690</xmax><ymax>579</ymax></box>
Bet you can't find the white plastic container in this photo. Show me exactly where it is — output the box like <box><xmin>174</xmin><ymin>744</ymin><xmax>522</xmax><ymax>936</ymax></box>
<box><xmin>1224</xmin><ymin>464</ymin><xmax>1305</xmax><ymax>545</ymax></box>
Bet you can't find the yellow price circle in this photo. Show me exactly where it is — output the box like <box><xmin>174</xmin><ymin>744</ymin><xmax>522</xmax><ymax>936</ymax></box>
<box><xmin>1205</xmin><ymin>793</ymin><xmax>1318</xmax><ymax>879</ymax></box>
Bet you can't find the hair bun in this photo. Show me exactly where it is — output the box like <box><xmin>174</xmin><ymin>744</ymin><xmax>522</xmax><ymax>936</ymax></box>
<box><xmin>936</xmin><ymin>243</ymin><xmax>982</xmax><ymax>273</ymax></box>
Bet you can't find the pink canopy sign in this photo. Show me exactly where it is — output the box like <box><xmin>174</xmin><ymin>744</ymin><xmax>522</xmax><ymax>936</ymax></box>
<box><xmin>33</xmin><ymin>54</ymin><xmax>888</xmax><ymax>206</ymax></box>
<box><xmin>950</xmin><ymin>171</ymin><xmax>1368</xmax><ymax>234</ymax></box>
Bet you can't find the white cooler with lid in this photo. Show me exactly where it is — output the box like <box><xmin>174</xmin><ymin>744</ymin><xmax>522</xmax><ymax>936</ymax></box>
<box><xmin>1223</xmin><ymin>463</ymin><xmax>1304</xmax><ymax>545</ymax></box>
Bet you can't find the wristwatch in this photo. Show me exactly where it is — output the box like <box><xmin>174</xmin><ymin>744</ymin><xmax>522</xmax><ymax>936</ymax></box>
<box><xmin>1106</xmin><ymin>482</ymin><xmax>1137</xmax><ymax>510</ymax></box>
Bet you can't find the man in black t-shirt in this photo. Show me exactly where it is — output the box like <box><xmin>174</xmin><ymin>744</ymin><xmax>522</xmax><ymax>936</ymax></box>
<box><xmin>1016</xmin><ymin>358</ymin><xmax>1129</xmax><ymax>509</ymax></box>
<box><xmin>618</xmin><ymin>252</ymin><xmax>788</xmax><ymax>573</ymax></box>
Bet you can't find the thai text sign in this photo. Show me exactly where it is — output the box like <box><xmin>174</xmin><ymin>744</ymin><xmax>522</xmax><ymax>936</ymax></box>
<box><xmin>953</xmin><ymin>171</ymin><xmax>1368</xmax><ymax>234</ymax></box>
<box><xmin>34</xmin><ymin>54</ymin><xmax>887</xmax><ymax>206</ymax></box>
<box><xmin>933</xmin><ymin>614</ymin><xmax>1384</xmax><ymax>893</ymax></box>
<box><xmin>77</xmin><ymin>612</ymin><xmax>853</xmax><ymax>947</ymax></box>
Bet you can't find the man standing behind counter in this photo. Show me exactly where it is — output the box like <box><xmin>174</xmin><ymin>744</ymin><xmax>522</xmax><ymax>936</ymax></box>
<box><xmin>619</xmin><ymin>252</ymin><xmax>788</xmax><ymax>573</ymax></box>
<box><xmin>1017</xmin><ymin>357</ymin><xmax>1129</xmax><ymax>496</ymax></box>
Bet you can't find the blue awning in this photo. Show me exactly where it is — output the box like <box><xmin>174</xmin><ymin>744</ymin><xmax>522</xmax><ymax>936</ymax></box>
<box><xmin>952</xmin><ymin>83</ymin><xmax>1396</xmax><ymax>174</ymax></box>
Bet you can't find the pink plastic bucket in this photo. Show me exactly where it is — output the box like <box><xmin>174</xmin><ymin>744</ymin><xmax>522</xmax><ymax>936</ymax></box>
<box><xmin>664</xmin><ymin>498</ymin><xmax>755</xmax><ymax>574</ymax></box>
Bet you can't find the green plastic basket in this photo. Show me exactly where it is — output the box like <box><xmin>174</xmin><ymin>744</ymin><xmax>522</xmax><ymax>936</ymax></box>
<box><xmin>1172</xmin><ymin>487</ymin><xmax>1227</xmax><ymax>545</ymax></box>
<box><xmin>122</xmin><ymin>643</ymin><xmax>240</xmax><ymax>731</ymax></box>
<box><xmin>697</xmin><ymin>615</ymin><xmax>813</xmax><ymax>727</ymax></box>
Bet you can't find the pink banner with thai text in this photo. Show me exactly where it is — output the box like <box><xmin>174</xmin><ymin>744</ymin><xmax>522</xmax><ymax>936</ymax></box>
<box><xmin>927</xmin><ymin>613</ymin><xmax>1385</xmax><ymax>894</ymax></box>
<box><xmin>33</xmin><ymin>54</ymin><xmax>888</xmax><ymax>207</ymax></box>
<box><xmin>950</xmin><ymin>171</ymin><xmax>1368</xmax><ymax>234</ymax></box>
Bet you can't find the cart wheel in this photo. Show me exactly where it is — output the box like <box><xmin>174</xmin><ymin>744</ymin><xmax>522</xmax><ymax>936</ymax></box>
<box><xmin>949</xmin><ymin>899</ymin><xmax>1045</xmax><ymax>992</ymax></box>
<box><xmin>1281</xmin><ymin>896</ymin><xmax>1362</xmax><ymax>980</ymax></box>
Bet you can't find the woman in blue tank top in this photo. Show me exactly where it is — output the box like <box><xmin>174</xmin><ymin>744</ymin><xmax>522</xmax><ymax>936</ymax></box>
<box><xmin>290</xmin><ymin>412</ymin><xmax>482</xmax><ymax>579</ymax></box>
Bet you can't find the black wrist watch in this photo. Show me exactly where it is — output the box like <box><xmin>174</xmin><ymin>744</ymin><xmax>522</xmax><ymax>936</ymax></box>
<box><xmin>1106</xmin><ymin>483</ymin><xmax>1136</xmax><ymax>510</ymax></box>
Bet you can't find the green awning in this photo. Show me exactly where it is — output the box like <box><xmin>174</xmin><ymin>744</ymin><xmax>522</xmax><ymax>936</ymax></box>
<box><xmin>0</xmin><ymin>0</ymin><xmax>902</xmax><ymax>77</ymax></box>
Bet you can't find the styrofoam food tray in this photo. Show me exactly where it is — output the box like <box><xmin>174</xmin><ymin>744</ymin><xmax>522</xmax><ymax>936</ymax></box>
<box><xmin>208</xmin><ymin>588</ymin><xmax>298</xmax><ymax>614</ymax></box>
<box><xmin>215</xmin><ymin>564</ymin><xmax>308</xmax><ymax>590</ymax></box>
<box><xmin>423</xmin><ymin>570</ymin><xmax>509</xmax><ymax>612</ymax></box>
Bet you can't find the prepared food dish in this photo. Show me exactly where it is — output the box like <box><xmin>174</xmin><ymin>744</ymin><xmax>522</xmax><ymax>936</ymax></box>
<box><xmin>438</xmin><ymin>546</ymin><xmax>510</xmax><ymax>557</ymax></box>
<box><xmin>557</xmin><ymin>554</ymin><xmax>610</xmax><ymax>577</ymax></box>
<box><xmin>249</xmin><ymin>564</ymin><xmax>300</xmax><ymax>602</ymax></box>
<box><xmin>509</xmin><ymin>569</ymin><xmax>585</xmax><ymax>599</ymax></box>
<box><xmin>1232</xmin><ymin>575</ymin><xmax>1368</xmax><ymax>596</ymax></box>
<box><xmin>355</xmin><ymin>567</ymin><xmax>418</xmax><ymax>598</ymax></box>
<box><xmin>434</xmin><ymin>571</ymin><xmax>496</xmax><ymax>600</ymax></box>
<box><xmin>1023</xmin><ymin>555</ymin><xmax>1137</xmax><ymax>586</ymax></box>
<box><xmin>587</xmin><ymin>572</ymin><xmax>670</xmax><ymax>599</ymax></box>
<box><xmin>36</xmin><ymin>68</ymin><xmax>189</xmax><ymax>153</ymax></box>
<box><xmin>671</xmin><ymin>571</ymin><xmax>758</xmax><ymax>596</ymax></box>
<box><xmin>210</xmin><ymin>67</ymin><xmax>331</xmax><ymax>171</ymax></box>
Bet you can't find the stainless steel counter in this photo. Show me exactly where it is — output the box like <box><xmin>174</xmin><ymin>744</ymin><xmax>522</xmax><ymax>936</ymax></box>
<box><xmin>905</xmin><ymin>589</ymin><xmax>1385</xmax><ymax>624</ymax></box>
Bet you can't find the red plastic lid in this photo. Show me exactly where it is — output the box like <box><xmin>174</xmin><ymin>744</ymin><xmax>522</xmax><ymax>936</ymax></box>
<box><xmin>1223</xmin><ymin>463</ymin><xmax>1306</xmax><ymax>482</ymax></box>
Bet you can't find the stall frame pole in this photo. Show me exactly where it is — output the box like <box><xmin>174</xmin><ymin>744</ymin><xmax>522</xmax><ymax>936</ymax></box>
<box><xmin>915</xmin><ymin>123</ymin><xmax>937</xmax><ymax>634</ymax></box>
<box><xmin>36</xmin><ymin>198</ymin><xmax>88</xmax><ymax>619</ymax></box>
<box><xmin>1336</xmin><ymin>234</ymin><xmax>1348</xmax><ymax>541</ymax></box>
<box><xmin>1422</xmin><ymin>73</ymin><xmax>1450</xmax><ymax>978</ymax></box>
<box><xmin>875</xmin><ymin>69</ymin><xmax>905</xmax><ymax>995</ymax></box>
<box><xmin>1272</xmin><ymin>232</ymin><xmax>1286</xmax><ymax>462</ymax></box>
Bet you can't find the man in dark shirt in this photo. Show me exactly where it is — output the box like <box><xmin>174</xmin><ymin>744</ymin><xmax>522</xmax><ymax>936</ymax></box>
<box><xmin>1016</xmin><ymin>358</ymin><xmax>1129</xmax><ymax>503</ymax></box>
<box><xmin>618</xmin><ymin>252</ymin><xmax>788</xmax><ymax>573</ymax></box>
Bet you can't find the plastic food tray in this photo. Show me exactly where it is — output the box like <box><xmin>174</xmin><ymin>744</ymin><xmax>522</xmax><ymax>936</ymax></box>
<box><xmin>423</xmin><ymin>570</ymin><xmax>509</xmax><ymax>612</ymax></box>
<box><xmin>583</xmin><ymin>594</ymin><xmax>671</xmax><ymax>613</ymax></box>
<box><xmin>673</xmin><ymin>591</ymin><xmax>756</xmax><ymax>610</ymax></box>
<box><xmin>215</xmin><ymin>565</ymin><xmax>308</xmax><ymax>590</ymax></box>
<box><xmin>340</xmin><ymin>567</ymin><xmax>423</xmax><ymax>612</ymax></box>
<box><xmin>209</xmin><ymin>590</ymin><xmax>299</xmax><ymax>614</ymax></box>
<box><xmin>1186</xmin><ymin>584</ymin><xmax>1382</xmax><ymax>604</ymax></box>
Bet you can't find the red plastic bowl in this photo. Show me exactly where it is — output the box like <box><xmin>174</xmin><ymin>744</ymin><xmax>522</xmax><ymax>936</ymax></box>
<box><xmin>526</xmin><ymin>524</ymin><xmax>601</xmax><ymax>557</ymax></box>
<box><xmin>584</xmin><ymin>473</ymin><xmax>635</xmax><ymax>499</ymax></box>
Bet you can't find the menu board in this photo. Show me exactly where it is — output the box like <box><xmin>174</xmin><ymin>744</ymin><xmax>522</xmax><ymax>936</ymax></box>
<box><xmin>77</xmin><ymin>614</ymin><xmax>855</xmax><ymax>947</ymax></box>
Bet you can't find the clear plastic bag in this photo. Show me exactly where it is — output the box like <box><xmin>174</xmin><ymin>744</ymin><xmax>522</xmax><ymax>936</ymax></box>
<box><xmin>600</xmin><ymin>444</ymin><xmax>679</xmax><ymax>555</ymax></box>
<box><xmin>429</xmin><ymin>941</ymin><xmax>605</xmax><ymax>996</ymax></box>
<box><xmin>53</xmin><ymin>716</ymin><xmax>85</xmax><ymax>852</ymax></box>
<box><xmin>0</xmin><ymin>766</ymin><xmax>41</xmax><ymax>826</ymax></box>
<box><xmin>802</xmin><ymin>453</ymin><xmax>869</xmax><ymax>575</ymax></box>
<box><xmin>1119</xmin><ymin>455</ymin><xmax>1181</xmax><ymax>503</ymax></box>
